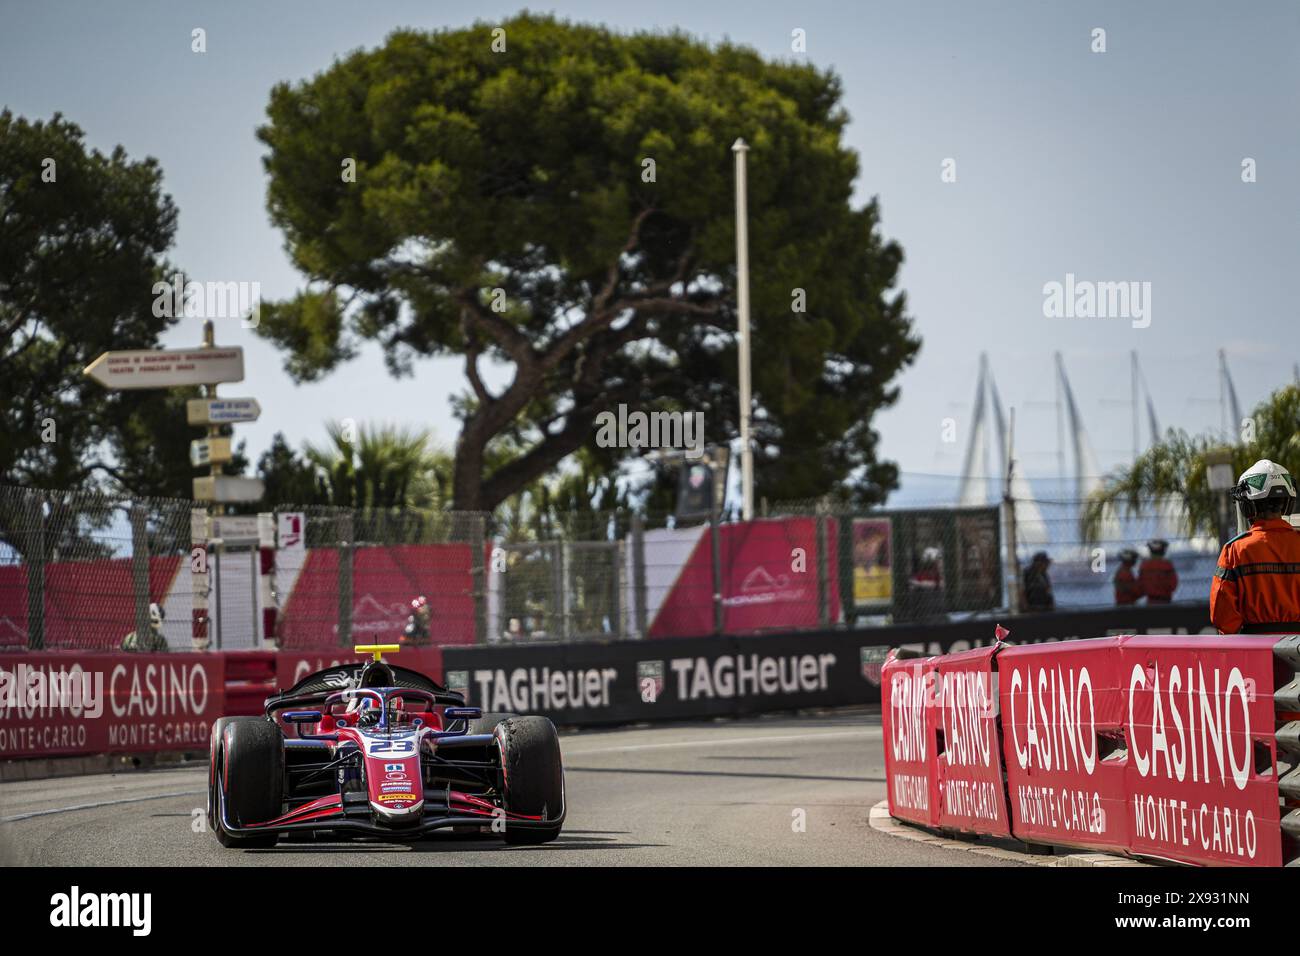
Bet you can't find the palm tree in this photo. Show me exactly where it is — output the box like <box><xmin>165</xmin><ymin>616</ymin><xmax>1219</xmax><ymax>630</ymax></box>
<box><xmin>1082</xmin><ymin>383</ymin><xmax>1300</xmax><ymax>541</ymax></box>
<box><xmin>304</xmin><ymin>421</ymin><xmax>451</xmax><ymax>511</ymax></box>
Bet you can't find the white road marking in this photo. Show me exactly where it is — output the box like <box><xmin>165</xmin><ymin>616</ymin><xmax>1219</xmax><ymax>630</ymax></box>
<box><xmin>0</xmin><ymin>788</ymin><xmax>204</xmax><ymax>824</ymax></box>
<box><xmin>564</xmin><ymin>728</ymin><xmax>877</xmax><ymax>756</ymax></box>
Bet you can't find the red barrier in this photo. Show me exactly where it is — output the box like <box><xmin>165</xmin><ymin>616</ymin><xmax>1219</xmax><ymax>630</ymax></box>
<box><xmin>880</xmin><ymin>651</ymin><xmax>940</xmax><ymax>827</ymax></box>
<box><xmin>886</xmin><ymin>631</ymin><xmax>1293</xmax><ymax>866</ymax></box>
<box><xmin>935</xmin><ymin>646</ymin><xmax>1011</xmax><ymax>836</ymax></box>
<box><xmin>0</xmin><ymin>653</ymin><xmax>224</xmax><ymax>758</ymax></box>
<box><xmin>999</xmin><ymin>637</ymin><xmax>1129</xmax><ymax>853</ymax></box>
<box><xmin>1121</xmin><ymin>635</ymin><xmax>1281</xmax><ymax>866</ymax></box>
<box><xmin>0</xmin><ymin>647</ymin><xmax>452</xmax><ymax>756</ymax></box>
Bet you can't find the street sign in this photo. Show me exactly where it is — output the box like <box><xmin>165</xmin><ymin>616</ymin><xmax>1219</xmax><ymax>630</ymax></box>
<box><xmin>187</xmin><ymin>397</ymin><xmax>261</xmax><ymax>425</ymax></box>
<box><xmin>193</xmin><ymin>475</ymin><xmax>264</xmax><ymax>503</ymax></box>
<box><xmin>211</xmin><ymin>515</ymin><xmax>261</xmax><ymax>543</ymax></box>
<box><xmin>84</xmin><ymin>347</ymin><xmax>244</xmax><ymax>389</ymax></box>
<box><xmin>190</xmin><ymin>437</ymin><xmax>233</xmax><ymax>469</ymax></box>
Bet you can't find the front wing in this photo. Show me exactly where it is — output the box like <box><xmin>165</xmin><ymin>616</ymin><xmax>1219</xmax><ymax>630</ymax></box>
<box><xmin>216</xmin><ymin>784</ymin><xmax>565</xmax><ymax>840</ymax></box>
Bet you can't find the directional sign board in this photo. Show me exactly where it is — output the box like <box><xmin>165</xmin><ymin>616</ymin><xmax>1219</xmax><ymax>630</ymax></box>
<box><xmin>190</xmin><ymin>437</ymin><xmax>233</xmax><ymax>469</ymax></box>
<box><xmin>193</xmin><ymin>475</ymin><xmax>264</xmax><ymax>503</ymax></box>
<box><xmin>187</xmin><ymin>397</ymin><xmax>261</xmax><ymax>426</ymax></box>
<box><xmin>84</xmin><ymin>348</ymin><xmax>244</xmax><ymax>389</ymax></box>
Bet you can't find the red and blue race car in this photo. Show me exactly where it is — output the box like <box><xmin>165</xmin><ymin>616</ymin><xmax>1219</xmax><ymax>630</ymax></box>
<box><xmin>207</xmin><ymin>645</ymin><xmax>564</xmax><ymax>848</ymax></box>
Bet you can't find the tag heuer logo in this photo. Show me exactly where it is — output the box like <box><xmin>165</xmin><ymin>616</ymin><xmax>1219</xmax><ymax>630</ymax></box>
<box><xmin>323</xmin><ymin>672</ymin><xmax>356</xmax><ymax>689</ymax></box>
<box><xmin>860</xmin><ymin>646</ymin><xmax>889</xmax><ymax>687</ymax></box>
<box><xmin>637</xmin><ymin>660</ymin><xmax>664</xmax><ymax>703</ymax></box>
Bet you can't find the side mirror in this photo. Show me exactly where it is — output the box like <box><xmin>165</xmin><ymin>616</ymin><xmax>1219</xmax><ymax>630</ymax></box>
<box><xmin>283</xmin><ymin>710</ymin><xmax>323</xmax><ymax>724</ymax></box>
<box><xmin>443</xmin><ymin>707</ymin><xmax>482</xmax><ymax>721</ymax></box>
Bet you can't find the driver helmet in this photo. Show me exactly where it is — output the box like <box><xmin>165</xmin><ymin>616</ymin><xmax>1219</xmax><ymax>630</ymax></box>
<box><xmin>1231</xmin><ymin>459</ymin><xmax>1296</xmax><ymax>520</ymax></box>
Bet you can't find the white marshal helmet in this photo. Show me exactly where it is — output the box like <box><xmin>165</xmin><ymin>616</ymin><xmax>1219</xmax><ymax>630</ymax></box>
<box><xmin>1231</xmin><ymin>459</ymin><xmax>1296</xmax><ymax>519</ymax></box>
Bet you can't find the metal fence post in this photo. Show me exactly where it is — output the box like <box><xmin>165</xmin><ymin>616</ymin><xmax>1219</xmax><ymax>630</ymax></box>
<box><xmin>557</xmin><ymin>540</ymin><xmax>570</xmax><ymax>642</ymax></box>
<box><xmin>815</xmin><ymin>512</ymin><xmax>831</xmax><ymax>628</ymax></box>
<box><xmin>711</xmin><ymin>512</ymin><xmax>724</xmax><ymax>636</ymax></box>
<box><xmin>24</xmin><ymin>490</ymin><xmax>46</xmax><ymax>650</ymax></box>
<box><xmin>631</xmin><ymin>514</ymin><xmax>647</xmax><ymax>639</ymax></box>
<box><xmin>337</xmin><ymin>510</ymin><xmax>353</xmax><ymax>647</ymax></box>
<box><xmin>130</xmin><ymin>501</ymin><xmax>151</xmax><ymax>644</ymax></box>
<box><xmin>470</xmin><ymin>513</ymin><xmax>487</xmax><ymax>645</ymax></box>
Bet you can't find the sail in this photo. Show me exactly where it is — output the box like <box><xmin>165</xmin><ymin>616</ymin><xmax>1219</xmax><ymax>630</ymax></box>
<box><xmin>1057</xmin><ymin>354</ymin><xmax>1124</xmax><ymax>556</ymax></box>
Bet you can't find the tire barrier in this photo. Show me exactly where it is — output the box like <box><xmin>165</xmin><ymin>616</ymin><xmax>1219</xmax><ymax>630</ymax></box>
<box><xmin>881</xmin><ymin>629</ymin><xmax>1300</xmax><ymax>867</ymax></box>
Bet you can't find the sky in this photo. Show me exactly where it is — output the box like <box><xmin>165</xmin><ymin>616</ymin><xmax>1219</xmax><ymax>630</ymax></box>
<box><xmin>2</xmin><ymin>0</ymin><xmax>1297</xmax><ymax>506</ymax></box>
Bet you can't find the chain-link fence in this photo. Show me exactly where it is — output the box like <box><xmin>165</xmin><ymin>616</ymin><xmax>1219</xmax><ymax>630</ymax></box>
<box><xmin>0</xmin><ymin>482</ymin><xmax>1218</xmax><ymax>652</ymax></box>
<box><xmin>0</xmin><ymin>484</ymin><xmax>195</xmax><ymax>651</ymax></box>
<box><xmin>269</xmin><ymin>504</ymin><xmax>487</xmax><ymax>650</ymax></box>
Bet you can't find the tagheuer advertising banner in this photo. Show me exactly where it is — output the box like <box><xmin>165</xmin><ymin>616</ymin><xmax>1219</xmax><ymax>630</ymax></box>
<box><xmin>443</xmin><ymin>603</ymin><xmax>1213</xmax><ymax>727</ymax></box>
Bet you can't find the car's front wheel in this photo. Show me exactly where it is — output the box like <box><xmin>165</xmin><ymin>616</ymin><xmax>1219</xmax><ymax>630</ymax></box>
<box><xmin>210</xmin><ymin>717</ymin><xmax>283</xmax><ymax>849</ymax></box>
<box><xmin>494</xmin><ymin>716</ymin><xmax>564</xmax><ymax>845</ymax></box>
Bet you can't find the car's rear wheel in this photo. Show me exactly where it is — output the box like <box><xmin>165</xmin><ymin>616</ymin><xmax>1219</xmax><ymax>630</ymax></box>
<box><xmin>211</xmin><ymin>717</ymin><xmax>283</xmax><ymax>849</ymax></box>
<box><xmin>495</xmin><ymin>716</ymin><xmax>564</xmax><ymax>845</ymax></box>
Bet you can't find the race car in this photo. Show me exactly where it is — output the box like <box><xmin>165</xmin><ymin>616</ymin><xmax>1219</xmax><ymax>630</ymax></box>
<box><xmin>207</xmin><ymin>644</ymin><xmax>564</xmax><ymax>848</ymax></box>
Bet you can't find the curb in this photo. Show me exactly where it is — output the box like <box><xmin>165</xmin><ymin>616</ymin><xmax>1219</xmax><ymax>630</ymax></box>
<box><xmin>869</xmin><ymin>801</ymin><xmax>1150</xmax><ymax>868</ymax></box>
<box><xmin>0</xmin><ymin>751</ymin><xmax>204</xmax><ymax>783</ymax></box>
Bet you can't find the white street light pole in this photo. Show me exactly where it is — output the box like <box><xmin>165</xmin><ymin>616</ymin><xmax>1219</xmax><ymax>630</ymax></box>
<box><xmin>732</xmin><ymin>137</ymin><xmax>754</xmax><ymax>521</ymax></box>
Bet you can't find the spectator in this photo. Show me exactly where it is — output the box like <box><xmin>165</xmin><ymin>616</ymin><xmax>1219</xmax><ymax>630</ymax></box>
<box><xmin>1113</xmin><ymin>548</ymin><xmax>1141</xmax><ymax>605</ymax></box>
<box><xmin>402</xmin><ymin>595</ymin><xmax>431</xmax><ymax>645</ymax></box>
<box><xmin>1138</xmin><ymin>539</ymin><xmax>1178</xmax><ymax>604</ymax></box>
<box><xmin>122</xmin><ymin>603</ymin><xmax>169</xmax><ymax>652</ymax></box>
<box><xmin>1021</xmin><ymin>552</ymin><xmax>1055</xmax><ymax>611</ymax></box>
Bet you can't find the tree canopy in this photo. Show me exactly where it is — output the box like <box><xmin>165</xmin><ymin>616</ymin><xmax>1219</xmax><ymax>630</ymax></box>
<box><xmin>1083</xmin><ymin>383</ymin><xmax>1300</xmax><ymax>540</ymax></box>
<box><xmin>0</xmin><ymin>110</ymin><xmax>203</xmax><ymax>497</ymax></box>
<box><xmin>256</xmin><ymin>13</ymin><xmax>918</xmax><ymax>513</ymax></box>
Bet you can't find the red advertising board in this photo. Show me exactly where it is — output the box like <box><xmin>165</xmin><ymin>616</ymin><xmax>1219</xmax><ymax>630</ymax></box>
<box><xmin>0</xmin><ymin>653</ymin><xmax>224</xmax><ymax>758</ymax></box>
<box><xmin>649</xmin><ymin>517</ymin><xmax>840</xmax><ymax>638</ymax></box>
<box><xmin>999</xmin><ymin>637</ymin><xmax>1129</xmax><ymax>853</ymax></box>
<box><xmin>1121</xmin><ymin>635</ymin><xmax>1281</xmax><ymax>867</ymax></box>
<box><xmin>935</xmin><ymin>646</ymin><xmax>1011</xmax><ymax>836</ymax></box>
<box><xmin>880</xmin><ymin>652</ymin><xmax>939</xmax><ymax>827</ymax></box>
<box><xmin>276</xmin><ymin>544</ymin><xmax>475</xmax><ymax>649</ymax></box>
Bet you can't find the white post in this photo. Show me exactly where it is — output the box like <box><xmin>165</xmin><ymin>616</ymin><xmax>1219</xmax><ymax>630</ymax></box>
<box><xmin>732</xmin><ymin>138</ymin><xmax>754</xmax><ymax>521</ymax></box>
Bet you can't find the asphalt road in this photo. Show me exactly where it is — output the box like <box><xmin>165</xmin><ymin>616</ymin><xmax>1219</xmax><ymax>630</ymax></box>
<box><xmin>0</xmin><ymin>711</ymin><xmax>1018</xmax><ymax>866</ymax></box>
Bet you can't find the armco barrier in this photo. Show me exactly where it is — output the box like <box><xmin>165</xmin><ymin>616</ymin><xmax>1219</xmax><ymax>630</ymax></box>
<box><xmin>881</xmin><ymin>631</ymin><xmax>1300</xmax><ymax>867</ymax></box>
<box><xmin>1121</xmin><ymin>635</ymin><xmax>1282</xmax><ymax>866</ymax></box>
<box><xmin>935</xmin><ymin>645</ymin><xmax>1011</xmax><ymax>837</ymax></box>
<box><xmin>1000</xmin><ymin>637</ymin><xmax>1130</xmax><ymax>853</ymax></box>
<box><xmin>0</xmin><ymin>653</ymin><xmax>224</xmax><ymax>759</ymax></box>
<box><xmin>880</xmin><ymin>653</ymin><xmax>939</xmax><ymax>828</ymax></box>
<box><xmin>0</xmin><ymin>603</ymin><xmax>1215</xmax><ymax>761</ymax></box>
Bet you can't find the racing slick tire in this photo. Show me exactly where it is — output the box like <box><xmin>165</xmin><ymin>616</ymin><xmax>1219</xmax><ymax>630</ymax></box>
<box><xmin>495</xmin><ymin>716</ymin><xmax>563</xmax><ymax>845</ymax></box>
<box><xmin>210</xmin><ymin>717</ymin><xmax>283</xmax><ymax>849</ymax></box>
